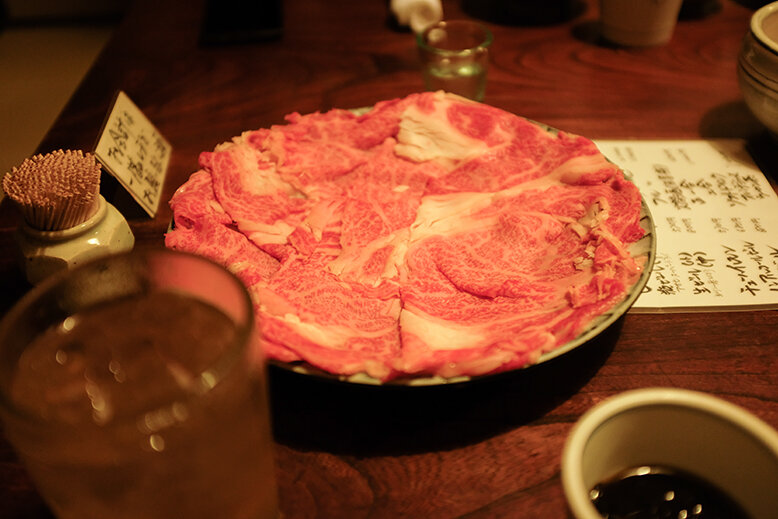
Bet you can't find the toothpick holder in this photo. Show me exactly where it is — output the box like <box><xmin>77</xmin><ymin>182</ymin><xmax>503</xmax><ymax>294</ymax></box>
<box><xmin>15</xmin><ymin>195</ymin><xmax>135</xmax><ymax>284</ymax></box>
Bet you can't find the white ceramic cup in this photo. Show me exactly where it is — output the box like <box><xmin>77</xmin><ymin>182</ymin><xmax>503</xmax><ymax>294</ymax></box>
<box><xmin>738</xmin><ymin>1</ymin><xmax>778</xmax><ymax>140</ymax></box>
<box><xmin>561</xmin><ymin>387</ymin><xmax>778</xmax><ymax>519</ymax></box>
<box><xmin>600</xmin><ymin>0</ymin><xmax>683</xmax><ymax>47</ymax></box>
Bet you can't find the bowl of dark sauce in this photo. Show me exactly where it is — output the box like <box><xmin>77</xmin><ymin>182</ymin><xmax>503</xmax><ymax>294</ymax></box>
<box><xmin>561</xmin><ymin>388</ymin><xmax>778</xmax><ymax>519</ymax></box>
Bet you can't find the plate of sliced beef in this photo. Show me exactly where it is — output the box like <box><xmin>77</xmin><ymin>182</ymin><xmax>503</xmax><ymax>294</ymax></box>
<box><xmin>166</xmin><ymin>91</ymin><xmax>654</xmax><ymax>385</ymax></box>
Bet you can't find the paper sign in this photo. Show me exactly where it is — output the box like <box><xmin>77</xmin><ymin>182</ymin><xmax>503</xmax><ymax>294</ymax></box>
<box><xmin>595</xmin><ymin>139</ymin><xmax>778</xmax><ymax>312</ymax></box>
<box><xmin>94</xmin><ymin>91</ymin><xmax>171</xmax><ymax>217</ymax></box>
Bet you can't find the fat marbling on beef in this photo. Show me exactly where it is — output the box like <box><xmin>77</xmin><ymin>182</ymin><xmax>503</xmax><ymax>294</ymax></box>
<box><xmin>165</xmin><ymin>91</ymin><xmax>646</xmax><ymax>382</ymax></box>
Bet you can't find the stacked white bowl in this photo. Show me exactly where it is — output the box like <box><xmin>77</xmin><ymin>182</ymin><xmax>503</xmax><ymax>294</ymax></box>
<box><xmin>738</xmin><ymin>1</ymin><xmax>778</xmax><ymax>140</ymax></box>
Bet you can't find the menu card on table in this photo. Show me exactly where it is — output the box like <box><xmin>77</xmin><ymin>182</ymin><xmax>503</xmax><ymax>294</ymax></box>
<box><xmin>595</xmin><ymin>139</ymin><xmax>778</xmax><ymax>312</ymax></box>
<box><xmin>94</xmin><ymin>91</ymin><xmax>172</xmax><ymax>217</ymax></box>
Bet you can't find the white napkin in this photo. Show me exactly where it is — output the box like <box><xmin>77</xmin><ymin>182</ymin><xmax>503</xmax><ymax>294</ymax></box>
<box><xmin>391</xmin><ymin>0</ymin><xmax>443</xmax><ymax>33</ymax></box>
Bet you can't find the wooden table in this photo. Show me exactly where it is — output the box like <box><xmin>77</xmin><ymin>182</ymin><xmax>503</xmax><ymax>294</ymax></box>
<box><xmin>1</xmin><ymin>0</ymin><xmax>776</xmax><ymax>517</ymax></box>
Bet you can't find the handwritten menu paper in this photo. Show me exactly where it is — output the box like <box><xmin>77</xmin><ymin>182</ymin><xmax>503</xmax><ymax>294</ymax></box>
<box><xmin>94</xmin><ymin>91</ymin><xmax>171</xmax><ymax>217</ymax></box>
<box><xmin>595</xmin><ymin>139</ymin><xmax>778</xmax><ymax>312</ymax></box>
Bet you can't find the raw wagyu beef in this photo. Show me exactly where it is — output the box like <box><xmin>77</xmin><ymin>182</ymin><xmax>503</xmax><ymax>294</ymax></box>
<box><xmin>166</xmin><ymin>91</ymin><xmax>646</xmax><ymax>382</ymax></box>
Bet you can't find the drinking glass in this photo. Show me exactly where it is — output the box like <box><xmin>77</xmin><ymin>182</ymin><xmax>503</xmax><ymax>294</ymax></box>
<box><xmin>417</xmin><ymin>20</ymin><xmax>493</xmax><ymax>101</ymax></box>
<box><xmin>0</xmin><ymin>249</ymin><xmax>279</xmax><ymax>519</ymax></box>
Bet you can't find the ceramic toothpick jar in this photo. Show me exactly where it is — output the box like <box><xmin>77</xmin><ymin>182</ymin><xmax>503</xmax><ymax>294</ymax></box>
<box><xmin>3</xmin><ymin>150</ymin><xmax>136</xmax><ymax>285</ymax></box>
<box><xmin>15</xmin><ymin>195</ymin><xmax>135</xmax><ymax>285</ymax></box>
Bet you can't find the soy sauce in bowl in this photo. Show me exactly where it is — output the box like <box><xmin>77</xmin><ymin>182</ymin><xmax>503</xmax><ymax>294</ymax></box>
<box><xmin>590</xmin><ymin>466</ymin><xmax>752</xmax><ymax>519</ymax></box>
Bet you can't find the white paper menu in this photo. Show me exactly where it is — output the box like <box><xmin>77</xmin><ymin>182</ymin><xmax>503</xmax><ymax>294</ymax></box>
<box><xmin>594</xmin><ymin>139</ymin><xmax>778</xmax><ymax>312</ymax></box>
<box><xmin>94</xmin><ymin>91</ymin><xmax>171</xmax><ymax>217</ymax></box>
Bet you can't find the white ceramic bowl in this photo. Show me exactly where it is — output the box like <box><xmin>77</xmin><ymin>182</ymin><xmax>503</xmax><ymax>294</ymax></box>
<box><xmin>561</xmin><ymin>387</ymin><xmax>778</xmax><ymax>519</ymax></box>
<box><xmin>738</xmin><ymin>1</ymin><xmax>778</xmax><ymax>139</ymax></box>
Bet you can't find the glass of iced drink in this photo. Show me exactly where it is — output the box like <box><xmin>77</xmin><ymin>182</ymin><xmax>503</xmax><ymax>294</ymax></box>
<box><xmin>0</xmin><ymin>249</ymin><xmax>279</xmax><ymax>519</ymax></box>
<box><xmin>417</xmin><ymin>19</ymin><xmax>493</xmax><ymax>101</ymax></box>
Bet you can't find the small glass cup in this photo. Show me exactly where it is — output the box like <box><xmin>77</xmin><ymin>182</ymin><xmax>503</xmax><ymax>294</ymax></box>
<box><xmin>417</xmin><ymin>20</ymin><xmax>493</xmax><ymax>102</ymax></box>
<box><xmin>0</xmin><ymin>249</ymin><xmax>279</xmax><ymax>519</ymax></box>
